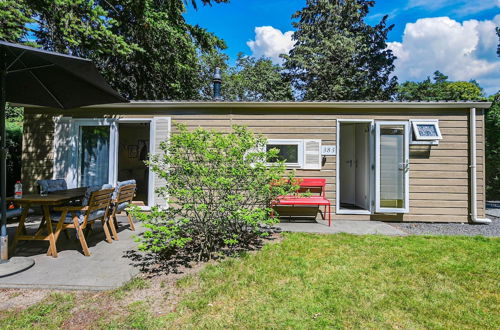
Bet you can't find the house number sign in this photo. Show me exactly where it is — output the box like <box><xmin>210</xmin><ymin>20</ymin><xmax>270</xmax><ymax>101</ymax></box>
<box><xmin>321</xmin><ymin>145</ymin><xmax>336</xmax><ymax>156</ymax></box>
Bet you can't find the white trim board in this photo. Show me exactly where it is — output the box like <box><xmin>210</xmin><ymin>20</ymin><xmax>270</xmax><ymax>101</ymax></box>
<box><xmin>336</xmin><ymin>119</ymin><xmax>374</xmax><ymax>215</ymax></box>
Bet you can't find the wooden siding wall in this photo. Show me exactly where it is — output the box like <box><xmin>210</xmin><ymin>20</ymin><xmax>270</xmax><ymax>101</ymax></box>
<box><xmin>22</xmin><ymin>113</ymin><xmax>55</xmax><ymax>193</ymax></box>
<box><xmin>22</xmin><ymin>107</ymin><xmax>486</xmax><ymax>222</ymax></box>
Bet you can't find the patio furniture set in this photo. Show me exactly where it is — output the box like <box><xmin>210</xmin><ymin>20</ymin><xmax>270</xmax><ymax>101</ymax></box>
<box><xmin>6</xmin><ymin>179</ymin><xmax>137</xmax><ymax>257</ymax></box>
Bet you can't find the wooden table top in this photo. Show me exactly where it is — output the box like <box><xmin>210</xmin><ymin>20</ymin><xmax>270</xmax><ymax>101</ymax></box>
<box><xmin>7</xmin><ymin>188</ymin><xmax>87</xmax><ymax>205</ymax></box>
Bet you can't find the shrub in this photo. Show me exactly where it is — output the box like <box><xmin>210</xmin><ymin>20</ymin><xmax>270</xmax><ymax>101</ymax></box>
<box><xmin>131</xmin><ymin>124</ymin><xmax>296</xmax><ymax>261</ymax></box>
<box><xmin>6</xmin><ymin>121</ymin><xmax>22</xmax><ymax>196</ymax></box>
<box><xmin>486</xmin><ymin>93</ymin><xmax>500</xmax><ymax>200</ymax></box>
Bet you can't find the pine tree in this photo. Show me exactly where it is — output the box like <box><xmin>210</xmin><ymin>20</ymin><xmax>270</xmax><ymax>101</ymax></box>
<box><xmin>284</xmin><ymin>0</ymin><xmax>397</xmax><ymax>100</ymax></box>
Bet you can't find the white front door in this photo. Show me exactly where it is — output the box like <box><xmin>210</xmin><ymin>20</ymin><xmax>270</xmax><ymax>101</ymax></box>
<box><xmin>375</xmin><ymin>121</ymin><xmax>410</xmax><ymax>213</ymax></box>
<box><xmin>340</xmin><ymin>123</ymin><xmax>356</xmax><ymax>206</ymax></box>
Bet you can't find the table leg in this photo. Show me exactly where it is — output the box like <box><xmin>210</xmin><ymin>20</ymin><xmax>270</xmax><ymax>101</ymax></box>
<box><xmin>43</xmin><ymin>206</ymin><xmax>58</xmax><ymax>257</ymax></box>
<box><xmin>9</xmin><ymin>204</ymin><xmax>30</xmax><ymax>256</ymax></box>
<box><xmin>48</xmin><ymin>210</ymin><xmax>67</xmax><ymax>256</ymax></box>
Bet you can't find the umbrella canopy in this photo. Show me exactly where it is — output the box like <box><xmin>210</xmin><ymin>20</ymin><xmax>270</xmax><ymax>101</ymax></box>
<box><xmin>0</xmin><ymin>40</ymin><xmax>128</xmax><ymax>261</ymax></box>
<box><xmin>1</xmin><ymin>40</ymin><xmax>127</xmax><ymax>108</ymax></box>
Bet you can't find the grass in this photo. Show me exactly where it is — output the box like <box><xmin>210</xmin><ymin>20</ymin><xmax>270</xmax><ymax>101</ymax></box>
<box><xmin>0</xmin><ymin>293</ymin><xmax>75</xmax><ymax>329</ymax></box>
<box><xmin>111</xmin><ymin>277</ymin><xmax>150</xmax><ymax>299</ymax></box>
<box><xmin>0</xmin><ymin>233</ymin><xmax>498</xmax><ymax>328</ymax></box>
<box><xmin>167</xmin><ymin>233</ymin><xmax>500</xmax><ymax>329</ymax></box>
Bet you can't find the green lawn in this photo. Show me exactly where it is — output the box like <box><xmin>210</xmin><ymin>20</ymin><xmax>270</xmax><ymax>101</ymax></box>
<box><xmin>1</xmin><ymin>233</ymin><xmax>499</xmax><ymax>329</ymax></box>
<box><xmin>169</xmin><ymin>234</ymin><xmax>500</xmax><ymax>329</ymax></box>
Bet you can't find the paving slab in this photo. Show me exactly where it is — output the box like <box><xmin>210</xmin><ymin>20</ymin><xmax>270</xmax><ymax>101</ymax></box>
<box><xmin>277</xmin><ymin>220</ymin><xmax>407</xmax><ymax>236</ymax></box>
<box><xmin>0</xmin><ymin>215</ymin><xmax>143</xmax><ymax>291</ymax></box>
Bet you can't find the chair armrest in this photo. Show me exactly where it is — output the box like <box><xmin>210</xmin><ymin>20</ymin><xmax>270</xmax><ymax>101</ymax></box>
<box><xmin>53</xmin><ymin>206</ymin><xmax>89</xmax><ymax>211</ymax></box>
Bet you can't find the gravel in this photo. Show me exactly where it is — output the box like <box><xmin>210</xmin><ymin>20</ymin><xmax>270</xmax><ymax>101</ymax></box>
<box><xmin>389</xmin><ymin>213</ymin><xmax>500</xmax><ymax>237</ymax></box>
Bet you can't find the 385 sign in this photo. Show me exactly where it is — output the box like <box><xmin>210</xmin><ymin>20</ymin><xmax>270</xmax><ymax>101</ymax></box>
<box><xmin>321</xmin><ymin>145</ymin><xmax>336</xmax><ymax>156</ymax></box>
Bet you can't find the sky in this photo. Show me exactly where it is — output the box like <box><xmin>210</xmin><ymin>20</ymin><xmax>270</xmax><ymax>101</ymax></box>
<box><xmin>184</xmin><ymin>0</ymin><xmax>500</xmax><ymax>95</ymax></box>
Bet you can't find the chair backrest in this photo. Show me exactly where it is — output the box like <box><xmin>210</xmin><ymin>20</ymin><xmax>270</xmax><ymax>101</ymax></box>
<box><xmin>37</xmin><ymin>179</ymin><xmax>67</xmax><ymax>193</ymax></box>
<box><xmin>85</xmin><ymin>188</ymin><xmax>114</xmax><ymax>219</ymax></box>
<box><xmin>116</xmin><ymin>184</ymin><xmax>136</xmax><ymax>204</ymax></box>
<box><xmin>295</xmin><ymin>178</ymin><xmax>326</xmax><ymax>197</ymax></box>
<box><xmin>112</xmin><ymin>179</ymin><xmax>136</xmax><ymax>200</ymax></box>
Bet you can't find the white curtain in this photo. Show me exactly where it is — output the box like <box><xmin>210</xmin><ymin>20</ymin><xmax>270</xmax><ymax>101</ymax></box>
<box><xmin>80</xmin><ymin>126</ymin><xmax>110</xmax><ymax>187</ymax></box>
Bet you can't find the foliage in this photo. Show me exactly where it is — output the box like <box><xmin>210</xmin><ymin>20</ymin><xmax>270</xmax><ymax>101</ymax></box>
<box><xmin>198</xmin><ymin>53</ymin><xmax>293</xmax><ymax>101</ymax></box>
<box><xmin>497</xmin><ymin>27</ymin><xmax>500</xmax><ymax>57</ymax></box>
<box><xmin>197</xmin><ymin>51</ymin><xmax>231</xmax><ymax>100</ymax></box>
<box><xmin>130</xmin><ymin>124</ymin><xmax>296</xmax><ymax>261</ymax></box>
<box><xmin>94</xmin><ymin>0</ymin><xmax>227</xmax><ymax>100</ymax></box>
<box><xmin>396</xmin><ymin>71</ymin><xmax>485</xmax><ymax>101</ymax></box>
<box><xmin>486</xmin><ymin>93</ymin><xmax>500</xmax><ymax>199</ymax></box>
<box><xmin>0</xmin><ymin>0</ymin><xmax>33</xmax><ymax>42</ymax></box>
<box><xmin>6</xmin><ymin>121</ymin><xmax>22</xmax><ymax>195</ymax></box>
<box><xmin>284</xmin><ymin>0</ymin><xmax>397</xmax><ymax>100</ymax></box>
<box><xmin>7</xmin><ymin>0</ymin><xmax>229</xmax><ymax>100</ymax></box>
<box><xmin>222</xmin><ymin>53</ymin><xmax>293</xmax><ymax>101</ymax></box>
<box><xmin>4</xmin><ymin>104</ymin><xmax>24</xmax><ymax>196</ymax></box>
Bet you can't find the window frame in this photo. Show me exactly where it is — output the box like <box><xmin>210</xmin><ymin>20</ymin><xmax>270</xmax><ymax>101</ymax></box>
<box><xmin>266</xmin><ymin>139</ymin><xmax>304</xmax><ymax>168</ymax></box>
<box><xmin>411</xmin><ymin>119</ymin><xmax>442</xmax><ymax>141</ymax></box>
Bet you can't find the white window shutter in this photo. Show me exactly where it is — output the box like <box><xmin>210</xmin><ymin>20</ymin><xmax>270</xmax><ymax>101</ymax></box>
<box><xmin>53</xmin><ymin>117</ymin><xmax>75</xmax><ymax>187</ymax></box>
<box><xmin>152</xmin><ymin>117</ymin><xmax>171</xmax><ymax>207</ymax></box>
<box><xmin>303</xmin><ymin>139</ymin><xmax>322</xmax><ymax>170</ymax></box>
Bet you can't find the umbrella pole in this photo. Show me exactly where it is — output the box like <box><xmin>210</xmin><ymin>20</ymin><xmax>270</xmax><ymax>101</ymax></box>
<box><xmin>0</xmin><ymin>48</ymin><xmax>7</xmax><ymax>262</ymax></box>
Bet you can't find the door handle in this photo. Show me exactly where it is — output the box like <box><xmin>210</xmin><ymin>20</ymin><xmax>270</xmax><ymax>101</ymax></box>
<box><xmin>399</xmin><ymin>162</ymin><xmax>410</xmax><ymax>172</ymax></box>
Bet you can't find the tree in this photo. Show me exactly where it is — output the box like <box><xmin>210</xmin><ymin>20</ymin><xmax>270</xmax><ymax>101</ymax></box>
<box><xmin>0</xmin><ymin>0</ymin><xmax>33</xmax><ymax>42</ymax></box>
<box><xmin>496</xmin><ymin>27</ymin><xmax>499</xmax><ymax>57</ymax></box>
<box><xmin>215</xmin><ymin>53</ymin><xmax>294</xmax><ymax>101</ymax></box>
<box><xmin>486</xmin><ymin>93</ymin><xmax>500</xmax><ymax>200</ymax></box>
<box><xmin>7</xmin><ymin>0</ymin><xmax>229</xmax><ymax>100</ymax></box>
<box><xmin>396</xmin><ymin>71</ymin><xmax>484</xmax><ymax>101</ymax></box>
<box><xmin>284</xmin><ymin>0</ymin><xmax>397</xmax><ymax>100</ymax></box>
<box><xmin>198</xmin><ymin>53</ymin><xmax>293</xmax><ymax>101</ymax></box>
<box><xmin>130</xmin><ymin>124</ymin><xmax>296</xmax><ymax>262</ymax></box>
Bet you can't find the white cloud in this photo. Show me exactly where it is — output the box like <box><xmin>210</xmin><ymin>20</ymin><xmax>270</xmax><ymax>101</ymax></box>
<box><xmin>247</xmin><ymin>26</ymin><xmax>295</xmax><ymax>64</ymax></box>
<box><xmin>388</xmin><ymin>16</ymin><xmax>500</xmax><ymax>95</ymax></box>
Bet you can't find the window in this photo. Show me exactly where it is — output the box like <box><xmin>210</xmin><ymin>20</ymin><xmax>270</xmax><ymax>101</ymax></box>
<box><xmin>266</xmin><ymin>139</ymin><xmax>322</xmax><ymax>169</ymax></box>
<box><xmin>267</xmin><ymin>144</ymin><xmax>299</xmax><ymax>163</ymax></box>
<box><xmin>266</xmin><ymin>140</ymin><xmax>303</xmax><ymax>168</ymax></box>
<box><xmin>411</xmin><ymin>120</ymin><xmax>442</xmax><ymax>141</ymax></box>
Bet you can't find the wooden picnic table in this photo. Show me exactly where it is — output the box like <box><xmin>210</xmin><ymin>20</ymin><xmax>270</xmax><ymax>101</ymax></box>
<box><xmin>7</xmin><ymin>188</ymin><xmax>87</xmax><ymax>258</ymax></box>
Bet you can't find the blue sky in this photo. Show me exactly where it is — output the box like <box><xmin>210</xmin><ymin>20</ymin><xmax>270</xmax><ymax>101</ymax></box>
<box><xmin>185</xmin><ymin>0</ymin><xmax>500</xmax><ymax>94</ymax></box>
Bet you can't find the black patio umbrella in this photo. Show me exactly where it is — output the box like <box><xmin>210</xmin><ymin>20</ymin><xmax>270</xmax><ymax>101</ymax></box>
<box><xmin>0</xmin><ymin>40</ymin><xmax>128</xmax><ymax>264</ymax></box>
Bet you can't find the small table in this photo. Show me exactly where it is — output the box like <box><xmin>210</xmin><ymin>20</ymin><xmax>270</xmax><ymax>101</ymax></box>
<box><xmin>7</xmin><ymin>188</ymin><xmax>87</xmax><ymax>258</ymax></box>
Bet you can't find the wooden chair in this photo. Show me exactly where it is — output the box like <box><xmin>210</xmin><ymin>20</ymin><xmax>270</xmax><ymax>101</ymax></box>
<box><xmin>51</xmin><ymin>188</ymin><xmax>114</xmax><ymax>256</ymax></box>
<box><xmin>108</xmin><ymin>183</ymin><xmax>136</xmax><ymax>241</ymax></box>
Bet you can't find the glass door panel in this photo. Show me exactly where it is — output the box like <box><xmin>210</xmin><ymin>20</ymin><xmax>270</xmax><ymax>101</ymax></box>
<box><xmin>79</xmin><ymin>126</ymin><xmax>110</xmax><ymax>187</ymax></box>
<box><xmin>375</xmin><ymin>121</ymin><xmax>409</xmax><ymax>213</ymax></box>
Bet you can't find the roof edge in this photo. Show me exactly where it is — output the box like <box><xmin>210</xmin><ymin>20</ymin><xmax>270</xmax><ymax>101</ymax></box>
<box><xmin>16</xmin><ymin>100</ymin><xmax>493</xmax><ymax>110</ymax></box>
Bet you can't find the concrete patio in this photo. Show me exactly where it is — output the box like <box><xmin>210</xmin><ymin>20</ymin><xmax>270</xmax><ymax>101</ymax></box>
<box><xmin>0</xmin><ymin>216</ymin><xmax>407</xmax><ymax>291</ymax></box>
<box><xmin>277</xmin><ymin>219</ymin><xmax>407</xmax><ymax>236</ymax></box>
<box><xmin>0</xmin><ymin>215</ymin><xmax>143</xmax><ymax>291</ymax></box>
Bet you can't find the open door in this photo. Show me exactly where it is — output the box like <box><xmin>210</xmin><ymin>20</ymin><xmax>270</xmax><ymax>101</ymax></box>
<box><xmin>375</xmin><ymin>121</ymin><xmax>409</xmax><ymax>213</ymax></box>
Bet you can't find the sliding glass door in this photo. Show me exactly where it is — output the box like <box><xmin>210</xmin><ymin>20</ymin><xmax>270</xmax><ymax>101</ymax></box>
<box><xmin>74</xmin><ymin>120</ymin><xmax>117</xmax><ymax>188</ymax></box>
<box><xmin>375</xmin><ymin>121</ymin><xmax>410</xmax><ymax>213</ymax></box>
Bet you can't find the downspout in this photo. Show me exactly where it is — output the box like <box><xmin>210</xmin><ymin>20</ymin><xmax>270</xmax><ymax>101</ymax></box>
<box><xmin>469</xmin><ymin>107</ymin><xmax>491</xmax><ymax>224</ymax></box>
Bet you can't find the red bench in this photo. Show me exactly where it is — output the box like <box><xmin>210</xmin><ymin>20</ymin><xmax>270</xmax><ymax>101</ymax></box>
<box><xmin>272</xmin><ymin>178</ymin><xmax>332</xmax><ymax>226</ymax></box>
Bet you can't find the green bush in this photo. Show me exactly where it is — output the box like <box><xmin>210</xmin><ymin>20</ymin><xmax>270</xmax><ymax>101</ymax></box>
<box><xmin>486</xmin><ymin>93</ymin><xmax>500</xmax><ymax>200</ymax></box>
<box><xmin>6</xmin><ymin>121</ymin><xmax>22</xmax><ymax>196</ymax></box>
<box><xmin>131</xmin><ymin>124</ymin><xmax>296</xmax><ymax>261</ymax></box>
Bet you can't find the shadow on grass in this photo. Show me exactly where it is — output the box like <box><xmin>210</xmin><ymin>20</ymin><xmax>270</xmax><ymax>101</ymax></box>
<box><xmin>123</xmin><ymin>226</ymin><xmax>282</xmax><ymax>277</ymax></box>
